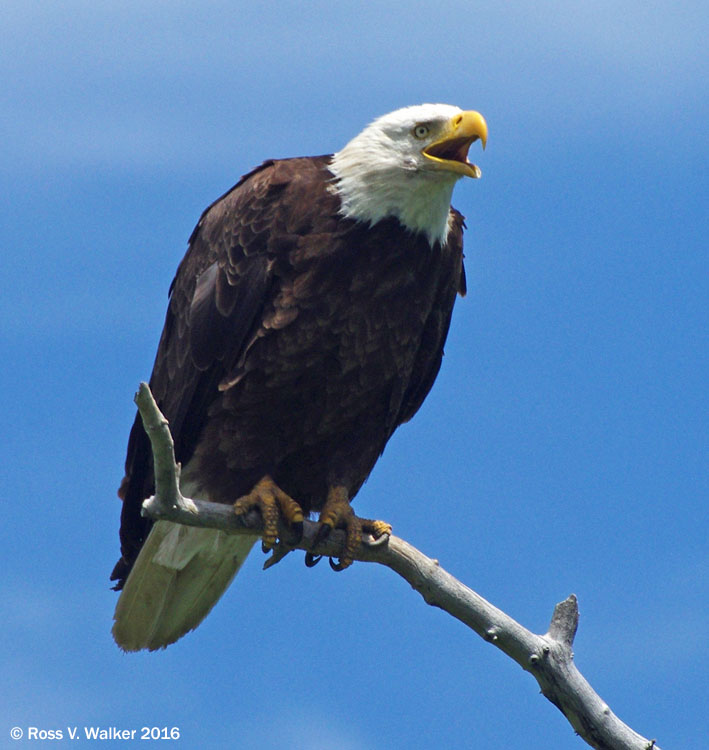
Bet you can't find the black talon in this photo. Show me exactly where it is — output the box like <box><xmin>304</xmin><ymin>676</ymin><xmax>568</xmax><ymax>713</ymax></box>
<box><xmin>362</xmin><ymin>531</ymin><xmax>390</xmax><ymax>548</ymax></box>
<box><xmin>314</xmin><ymin>522</ymin><xmax>332</xmax><ymax>547</ymax></box>
<box><xmin>329</xmin><ymin>557</ymin><xmax>346</xmax><ymax>572</ymax></box>
<box><xmin>261</xmin><ymin>541</ymin><xmax>273</xmax><ymax>554</ymax></box>
<box><xmin>304</xmin><ymin>552</ymin><xmax>322</xmax><ymax>567</ymax></box>
<box><xmin>288</xmin><ymin>521</ymin><xmax>304</xmax><ymax>545</ymax></box>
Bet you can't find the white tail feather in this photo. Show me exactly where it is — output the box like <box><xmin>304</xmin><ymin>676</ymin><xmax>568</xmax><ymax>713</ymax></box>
<box><xmin>112</xmin><ymin>520</ymin><xmax>257</xmax><ymax>651</ymax></box>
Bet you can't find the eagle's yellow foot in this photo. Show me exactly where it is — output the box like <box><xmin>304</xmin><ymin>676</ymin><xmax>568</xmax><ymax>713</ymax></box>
<box><xmin>307</xmin><ymin>486</ymin><xmax>392</xmax><ymax>571</ymax></box>
<box><xmin>233</xmin><ymin>476</ymin><xmax>304</xmax><ymax>550</ymax></box>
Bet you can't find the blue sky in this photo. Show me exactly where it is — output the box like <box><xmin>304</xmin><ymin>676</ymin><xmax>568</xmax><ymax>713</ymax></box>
<box><xmin>1</xmin><ymin>1</ymin><xmax>706</xmax><ymax>748</ymax></box>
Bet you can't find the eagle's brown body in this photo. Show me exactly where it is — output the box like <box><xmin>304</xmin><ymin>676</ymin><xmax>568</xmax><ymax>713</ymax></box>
<box><xmin>111</xmin><ymin>155</ymin><xmax>466</xmax><ymax>590</ymax></box>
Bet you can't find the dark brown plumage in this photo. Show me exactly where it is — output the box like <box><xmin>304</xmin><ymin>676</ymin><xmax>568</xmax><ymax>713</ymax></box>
<box><xmin>111</xmin><ymin>154</ymin><xmax>466</xmax><ymax>590</ymax></box>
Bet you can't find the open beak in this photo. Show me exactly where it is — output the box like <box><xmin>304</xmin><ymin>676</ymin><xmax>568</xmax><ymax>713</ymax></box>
<box><xmin>422</xmin><ymin>110</ymin><xmax>488</xmax><ymax>178</ymax></box>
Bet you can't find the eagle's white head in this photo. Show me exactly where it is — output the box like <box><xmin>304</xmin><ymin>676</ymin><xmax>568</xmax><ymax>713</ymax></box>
<box><xmin>329</xmin><ymin>103</ymin><xmax>487</xmax><ymax>246</ymax></box>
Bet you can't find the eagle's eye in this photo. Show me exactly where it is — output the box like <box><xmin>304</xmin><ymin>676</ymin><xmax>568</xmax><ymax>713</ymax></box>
<box><xmin>413</xmin><ymin>124</ymin><xmax>430</xmax><ymax>140</ymax></box>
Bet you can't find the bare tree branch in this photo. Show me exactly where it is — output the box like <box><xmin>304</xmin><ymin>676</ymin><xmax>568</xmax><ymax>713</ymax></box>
<box><xmin>134</xmin><ymin>382</ymin><xmax>661</xmax><ymax>750</ymax></box>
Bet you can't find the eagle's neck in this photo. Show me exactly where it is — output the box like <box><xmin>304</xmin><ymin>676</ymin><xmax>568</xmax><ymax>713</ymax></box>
<box><xmin>328</xmin><ymin>150</ymin><xmax>459</xmax><ymax>247</ymax></box>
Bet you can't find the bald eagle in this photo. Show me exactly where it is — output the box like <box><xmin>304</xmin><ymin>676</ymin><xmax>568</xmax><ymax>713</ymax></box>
<box><xmin>111</xmin><ymin>104</ymin><xmax>488</xmax><ymax>651</ymax></box>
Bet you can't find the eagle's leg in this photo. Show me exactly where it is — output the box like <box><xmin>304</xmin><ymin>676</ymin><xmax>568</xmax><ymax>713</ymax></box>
<box><xmin>233</xmin><ymin>475</ymin><xmax>304</xmax><ymax>550</ymax></box>
<box><xmin>310</xmin><ymin>486</ymin><xmax>392</xmax><ymax>571</ymax></box>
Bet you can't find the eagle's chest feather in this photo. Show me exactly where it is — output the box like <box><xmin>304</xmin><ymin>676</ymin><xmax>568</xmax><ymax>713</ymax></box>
<box><xmin>192</xmin><ymin>226</ymin><xmax>456</xmax><ymax>507</ymax></box>
<box><xmin>248</xmin><ymin>229</ymin><xmax>442</xmax><ymax>415</ymax></box>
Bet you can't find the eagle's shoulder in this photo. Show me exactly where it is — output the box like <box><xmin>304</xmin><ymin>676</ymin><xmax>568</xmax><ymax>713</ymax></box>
<box><xmin>187</xmin><ymin>155</ymin><xmax>337</xmax><ymax>250</ymax></box>
<box><xmin>447</xmin><ymin>207</ymin><xmax>466</xmax><ymax>296</ymax></box>
<box><xmin>144</xmin><ymin>154</ymin><xmax>352</xmax><ymax>440</ymax></box>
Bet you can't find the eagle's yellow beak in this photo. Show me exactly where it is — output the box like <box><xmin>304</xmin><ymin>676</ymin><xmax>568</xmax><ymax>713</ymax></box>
<box><xmin>422</xmin><ymin>110</ymin><xmax>488</xmax><ymax>178</ymax></box>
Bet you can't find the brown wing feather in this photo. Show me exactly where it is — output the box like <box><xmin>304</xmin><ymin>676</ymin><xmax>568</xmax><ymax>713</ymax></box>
<box><xmin>112</xmin><ymin>158</ymin><xmax>326</xmax><ymax>588</ymax></box>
